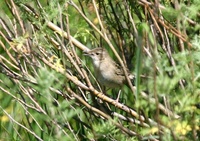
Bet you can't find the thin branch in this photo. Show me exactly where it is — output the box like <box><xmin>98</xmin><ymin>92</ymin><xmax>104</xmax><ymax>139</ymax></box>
<box><xmin>0</xmin><ymin>106</ymin><xmax>43</xmax><ymax>141</ymax></box>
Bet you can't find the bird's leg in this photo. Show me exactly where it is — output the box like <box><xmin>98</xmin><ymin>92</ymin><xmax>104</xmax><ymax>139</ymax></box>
<box><xmin>115</xmin><ymin>89</ymin><xmax>121</xmax><ymax>103</ymax></box>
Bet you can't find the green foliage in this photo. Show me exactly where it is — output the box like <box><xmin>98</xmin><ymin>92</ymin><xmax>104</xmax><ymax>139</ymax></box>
<box><xmin>0</xmin><ymin>0</ymin><xmax>200</xmax><ymax>140</ymax></box>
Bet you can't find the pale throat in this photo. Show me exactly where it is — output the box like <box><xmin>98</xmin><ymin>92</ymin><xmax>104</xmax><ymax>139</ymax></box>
<box><xmin>92</xmin><ymin>57</ymin><xmax>114</xmax><ymax>73</ymax></box>
<box><xmin>92</xmin><ymin>56</ymin><xmax>105</xmax><ymax>69</ymax></box>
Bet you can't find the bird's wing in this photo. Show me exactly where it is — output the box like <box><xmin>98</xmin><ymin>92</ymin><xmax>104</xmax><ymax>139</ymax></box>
<box><xmin>114</xmin><ymin>62</ymin><xmax>135</xmax><ymax>79</ymax></box>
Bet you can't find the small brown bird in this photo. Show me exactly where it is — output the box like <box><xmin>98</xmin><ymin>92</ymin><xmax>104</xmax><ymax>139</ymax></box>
<box><xmin>84</xmin><ymin>47</ymin><xmax>134</xmax><ymax>88</ymax></box>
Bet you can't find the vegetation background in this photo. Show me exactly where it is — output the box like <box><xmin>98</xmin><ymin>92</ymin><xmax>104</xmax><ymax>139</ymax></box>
<box><xmin>0</xmin><ymin>0</ymin><xmax>199</xmax><ymax>140</ymax></box>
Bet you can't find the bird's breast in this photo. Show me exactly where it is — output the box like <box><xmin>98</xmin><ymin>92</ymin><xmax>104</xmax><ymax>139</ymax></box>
<box><xmin>94</xmin><ymin>61</ymin><xmax>124</xmax><ymax>88</ymax></box>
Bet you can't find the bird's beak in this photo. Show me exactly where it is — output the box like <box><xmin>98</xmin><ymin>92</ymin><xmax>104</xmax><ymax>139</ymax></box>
<box><xmin>83</xmin><ymin>49</ymin><xmax>90</xmax><ymax>56</ymax></box>
<box><xmin>83</xmin><ymin>51</ymin><xmax>88</xmax><ymax>56</ymax></box>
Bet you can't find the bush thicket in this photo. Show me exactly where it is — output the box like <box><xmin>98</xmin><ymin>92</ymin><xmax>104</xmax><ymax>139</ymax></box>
<box><xmin>0</xmin><ymin>0</ymin><xmax>199</xmax><ymax>140</ymax></box>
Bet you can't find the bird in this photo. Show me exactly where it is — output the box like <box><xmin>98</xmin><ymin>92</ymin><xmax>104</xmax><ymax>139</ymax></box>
<box><xmin>84</xmin><ymin>47</ymin><xmax>134</xmax><ymax>89</ymax></box>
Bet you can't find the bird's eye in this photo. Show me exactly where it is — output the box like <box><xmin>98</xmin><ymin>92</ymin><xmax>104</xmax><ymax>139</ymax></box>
<box><xmin>95</xmin><ymin>53</ymin><xmax>99</xmax><ymax>55</ymax></box>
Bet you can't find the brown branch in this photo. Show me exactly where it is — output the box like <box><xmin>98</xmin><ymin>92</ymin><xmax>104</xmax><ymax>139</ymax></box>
<box><xmin>66</xmin><ymin>87</ymin><xmax>138</xmax><ymax>137</ymax></box>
